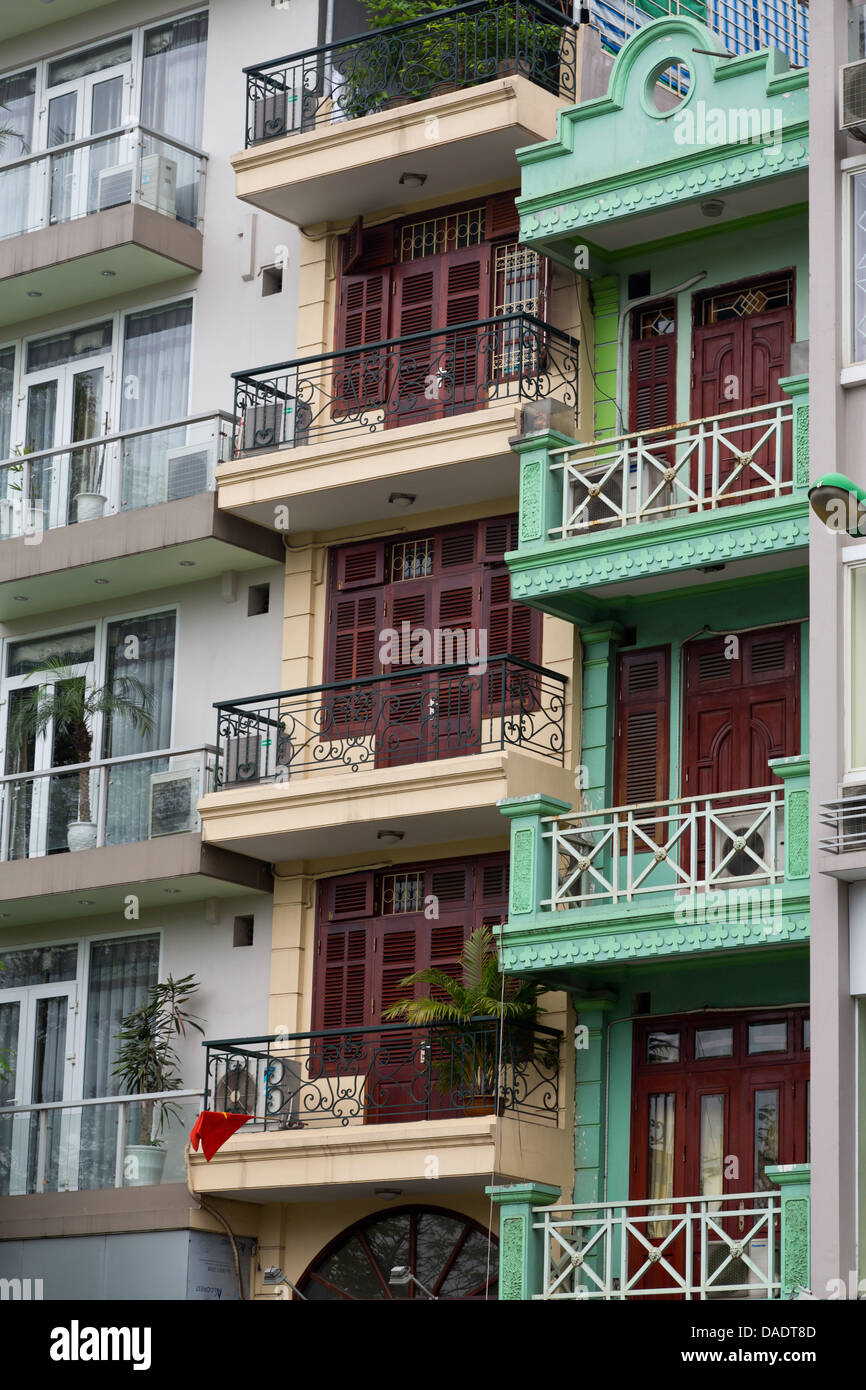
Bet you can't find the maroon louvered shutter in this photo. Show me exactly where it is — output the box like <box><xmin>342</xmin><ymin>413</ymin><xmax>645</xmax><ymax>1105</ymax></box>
<box><xmin>335</xmin><ymin>269</ymin><xmax>390</xmax><ymax>412</ymax></box>
<box><xmin>629</xmin><ymin>332</ymin><xmax>676</xmax><ymax>433</ymax></box>
<box><xmin>343</xmin><ymin>216</ymin><xmax>364</xmax><ymax>273</ymax></box>
<box><xmin>313</xmin><ymin>923</ymin><xmax>372</xmax><ymax>1031</ymax></box>
<box><xmin>327</xmin><ymin>590</ymin><xmax>383</xmax><ymax>684</ymax></box>
<box><xmin>433</xmin><ymin>571</ymin><xmax>481</xmax><ymax>757</ymax></box>
<box><xmin>485</xmin><ymin>191</ymin><xmax>520</xmax><ymax>240</ymax></box>
<box><xmin>324</xmin><ymin>871</ymin><xmax>375</xmax><ymax>921</ymax></box>
<box><xmin>481</xmin><ymin>516</ymin><xmax>541</xmax><ymax>702</ymax></box>
<box><xmin>441</xmin><ymin>246</ymin><xmax>488</xmax><ymax>410</ymax></box>
<box><xmin>390</xmin><ymin>261</ymin><xmax>440</xmax><ymax>426</ymax></box>
<box><xmin>335</xmin><ymin>539</ymin><xmax>384</xmax><ymax>592</ymax></box>
<box><xmin>614</xmin><ymin>648</ymin><xmax>670</xmax><ymax>843</ymax></box>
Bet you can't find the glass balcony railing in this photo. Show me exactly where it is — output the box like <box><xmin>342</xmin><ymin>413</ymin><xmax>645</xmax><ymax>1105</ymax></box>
<box><xmin>0</xmin><ymin>1090</ymin><xmax>203</xmax><ymax>1195</ymax></box>
<box><xmin>588</xmin><ymin>0</ymin><xmax>809</xmax><ymax>71</ymax></box>
<box><xmin>0</xmin><ymin>411</ymin><xmax>232</xmax><ymax>541</ymax></box>
<box><xmin>232</xmin><ymin>315</ymin><xmax>579</xmax><ymax>455</ymax></box>
<box><xmin>204</xmin><ymin>1019</ymin><xmax>561</xmax><ymax>1129</ymax></box>
<box><xmin>213</xmin><ymin>657</ymin><xmax>567</xmax><ymax>787</ymax></box>
<box><xmin>0</xmin><ymin>123</ymin><xmax>207</xmax><ymax>242</ymax></box>
<box><xmin>242</xmin><ymin>0</ymin><xmax>578</xmax><ymax>147</ymax></box>
<box><xmin>0</xmin><ymin>745</ymin><xmax>216</xmax><ymax>862</ymax></box>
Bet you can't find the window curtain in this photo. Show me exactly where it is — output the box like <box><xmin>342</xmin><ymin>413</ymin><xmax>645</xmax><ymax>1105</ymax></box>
<box><xmin>103</xmin><ymin>611</ymin><xmax>175</xmax><ymax>846</ymax></box>
<box><xmin>0</xmin><ymin>69</ymin><xmax>35</xmax><ymax>242</ymax></box>
<box><xmin>0</xmin><ymin>1000</ymin><xmax>20</xmax><ymax>1196</ymax></box>
<box><xmin>0</xmin><ymin>347</ymin><xmax>15</xmax><ymax>526</ymax></box>
<box><xmin>119</xmin><ymin>301</ymin><xmax>192</xmax><ymax>510</ymax></box>
<box><xmin>141</xmin><ymin>13</ymin><xmax>208</xmax><ymax>227</ymax></box>
<box><xmin>853</xmin><ymin>171</ymin><xmax>866</xmax><ymax>365</ymax></box>
<box><xmin>78</xmin><ymin>935</ymin><xmax>159</xmax><ymax>1190</ymax></box>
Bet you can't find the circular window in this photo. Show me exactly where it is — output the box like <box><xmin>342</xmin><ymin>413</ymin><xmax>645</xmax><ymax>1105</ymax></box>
<box><xmin>297</xmin><ymin>1206</ymin><xmax>499</xmax><ymax>1300</ymax></box>
<box><xmin>644</xmin><ymin>59</ymin><xmax>692</xmax><ymax>114</ymax></box>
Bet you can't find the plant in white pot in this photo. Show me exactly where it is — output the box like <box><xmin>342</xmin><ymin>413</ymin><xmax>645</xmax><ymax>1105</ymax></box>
<box><xmin>112</xmin><ymin>974</ymin><xmax>204</xmax><ymax>1187</ymax></box>
<box><xmin>74</xmin><ymin>440</ymin><xmax>108</xmax><ymax>522</ymax></box>
<box><xmin>7</xmin><ymin>658</ymin><xmax>154</xmax><ymax>852</ymax></box>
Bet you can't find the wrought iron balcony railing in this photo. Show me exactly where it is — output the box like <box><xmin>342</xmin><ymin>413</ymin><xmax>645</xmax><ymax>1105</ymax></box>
<box><xmin>204</xmin><ymin>1018</ymin><xmax>561</xmax><ymax>1129</ymax></box>
<box><xmin>546</xmin><ymin>785</ymin><xmax>786</xmax><ymax>908</ymax></box>
<box><xmin>0</xmin><ymin>123</ymin><xmax>207</xmax><ymax>240</ymax></box>
<box><xmin>214</xmin><ymin>656</ymin><xmax>566</xmax><ymax>787</ymax></box>
<box><xmin>534</xmin><ymin>1191</ymin><xmax>783</xmax><ymax>1299</ymax></box>
<box><xmin>589</xmin><ymin>0</ymin><xmax>808</xmax><ymax>79</ymax></box>
<box><xmin>0</xmin><ymin>411</ymin><xmax>232</xmax><ymax>541</ymax></box>
<box><xmin>232</xmin><ymin>314</ymin><xmax>579</xmax><ymax>456</ymax></box>
<box><xmin>243</xmin><ymin>0</ymin><xmax>577</xmax><ymax>146</ymax></box>
<box><xmin>0</xmin><ymin>1090</ymin><xmax>203</xmax><ymax>1196</ymax></box>
<box><xmin>0</xmin><ymin>744</ymin><xmax>216</xmax><ymax>862</ymax></box>
<box><xmin>819</xmin><ymin>793</ymin><xmax>866</xmax><ymax>853</ymax></box>
<box><xmin>551</xmin><ymin>399</ymin><xmax>795</xmax><ymax>539</ymax></box>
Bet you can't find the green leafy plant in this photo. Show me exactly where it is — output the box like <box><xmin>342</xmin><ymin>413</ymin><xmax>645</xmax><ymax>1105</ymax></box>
<box><xmin>383</xmin><ymin>925</ymin><xmax>545</xmax><ymax>1099</ymax></box>
<box><xmin>7</xmin><ymin>660</ymin><xmax>155</xmax><ymax>826</ymax></box>
<box><xmin>112</xmin><ymin>974</ymin><xmax>204</xmax><ymax>1146</ymax></box>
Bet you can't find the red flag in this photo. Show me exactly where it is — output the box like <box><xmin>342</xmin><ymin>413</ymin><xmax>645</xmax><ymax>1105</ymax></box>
<box><xmin>190</xmin><ymin>1110</ymin><xmax>252</xmax><ymax>1161</ymax></box>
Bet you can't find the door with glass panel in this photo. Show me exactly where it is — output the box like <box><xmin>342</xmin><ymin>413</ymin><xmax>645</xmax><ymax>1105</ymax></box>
<box><xmin>2</xmin><ymin>628</ymin><xmax>97</xmax><ymax>860</ymax></box>
<box><xmin>22</xmin><ymin>323</ymin><xmax>113</xmax><ymax>527</ymax></box>
<box><xmin>0</xmin><ymin>984</ymin><xmax>79</xmax><ymax>1195</ymax></box>
<box><xmin>39</xmin><ymin>37</ymin><xmax>133</xmax><ymax>229</ymax></box>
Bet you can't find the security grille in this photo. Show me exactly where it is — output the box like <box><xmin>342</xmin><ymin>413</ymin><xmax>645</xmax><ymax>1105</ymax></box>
<box><xmin>399</xmin><ymin>207</ymin><xmax>485</xmax><ymax>261</ymax></box>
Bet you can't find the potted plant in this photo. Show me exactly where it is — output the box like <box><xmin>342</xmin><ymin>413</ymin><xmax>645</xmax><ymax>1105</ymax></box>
<box><xmin>383</xmin><ymin>925</ymin><xmax>544</xmax><ymax>1115</ymax></box>
<box><xmin>74</xmin><ymin>442</ymin><xmax>108</xmax><ymax>522</ymax></box>
<box><xmin>6</xmin><ymin>659</ymin><xmax>154</xmax><ymax>852</ymax></box>
<box><xmin>112</xmin><ymin>974</ymin><xmax>204</xmax><ymax>1186</ymax></box>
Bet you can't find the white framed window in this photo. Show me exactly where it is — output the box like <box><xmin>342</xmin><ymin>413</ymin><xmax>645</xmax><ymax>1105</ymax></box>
<box><xmin>844</xmin><ymin>551</ymin><xmax>866</xmax><ymax>781</ymax></box>
<box><xmin>843</xmin><ymin>159</ymin><xmax>866</xmax><ymax>368</ymax></box>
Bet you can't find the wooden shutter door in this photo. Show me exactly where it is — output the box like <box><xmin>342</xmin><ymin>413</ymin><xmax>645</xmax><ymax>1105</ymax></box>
<box><xmin>365</xmin><ymin>918</ymin><xmax>424</xmax><ymax>1123</ymax></box>
<box><xmin>481</xmin><ymin>518</ymin><xmax>542</xmax><ymax>707</ymax></box>
<box><xmin>629</xmin><ymin>328</ymin><xmax>677</xmax><ymax>434</ymax></box>
<box><xmin>326</xmin><ymin>541</ymin><xmax>385</xmax><ymax>739</ymax></box>
<box><xmin>615</xmin><ymin>648</ymin><xmax>670</xmax><ymax>845</ymax></box>
<box><xmin>390</xmin><ymin>261</ymin><xmax>441</xmax><ymax>428</ymax></box>
<box><xmin>440</xmin><ymin>245</ymin><xmax>489</xmax><ymax>413</ymax></box>
<box><xmin>334</xmin><ymin>269</ymin><xmax>390</xmax><ymax>413</ymax></box>
<box><xmin>433</xmin><ymin>571</ymin><xmax>482</xmax><ymax>758</ymax></box>
<box><xmin>376</xmin><ymin>582</ymin><xmax>432</xmax><ymax>769</ymax></box>
<box><xmin>313</xmin><ymin>922</ymin><xmax>372</xmax><ymax>1032</ymax></box>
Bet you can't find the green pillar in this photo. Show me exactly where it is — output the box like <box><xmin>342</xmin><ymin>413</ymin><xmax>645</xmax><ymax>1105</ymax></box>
<box><xmin>499</xmin><ymin>793</ymin><xmax>572</xmax><ymax>919</ymax></box>
<box><xmin>580</xmin><ymin>623</ymin><xmax>623</xmax><ymax>814</ymax></box>
<box><xmin>592</xmin><ymin>276</ymin><xmax>619</xmax><ymax>440</ymax></box>
<box><xmin>768</xmin><ymin>755</ymin><xmax>810</xmax><ymax>880</ymax></box>
<box><xmin>766</xmin><ymin>1163</ymin><xmax>811</xmax><ymax>1297</ymax></box>
<box><xmin>779</xmin><ymin>374</ymin><xmax>809</xmax><ymax>491</ymax></box>
<box><xmin>511</xmin><ymin>427</ymin><xmax>577</xmax><ymax>551</ymax></box>
<box><xmin>572</xmin><ymin>994</ymin><xmax>616</xmax><ymax>1204</ymax></box>
<box><xmin>487</xmin><ymin>1182</ymin><xmax>561</xmax><ymax>1300</ymax></box>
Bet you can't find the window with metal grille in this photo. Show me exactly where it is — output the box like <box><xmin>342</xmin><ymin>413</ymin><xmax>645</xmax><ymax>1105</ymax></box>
<box><xmin>389</xmin><ymin>538</ymin><xmax>434</xmax><ymax>581</ymax></box>
<box><xmin>380</xmin><ymin>872</ymin><xmax>424</xmax><ymax>915</ymax></box>
<box><xmin>699</xmin><ymin>277</ymin><xmax>792</xmax><ymax>325</ymax></box>
<box><xmin>399</xmin><ymin>207</ymin><xmax>485</xmax><ymax>261</ymax></box>
<box><xmin>492</xmin><ymin>243</ymin><xmax>548</xmax><ymax>376</ymax></box>
<box><xmin>635</xmin><ymin>302</ymin><xmax>676</xmax><ymax>339</ymax></box>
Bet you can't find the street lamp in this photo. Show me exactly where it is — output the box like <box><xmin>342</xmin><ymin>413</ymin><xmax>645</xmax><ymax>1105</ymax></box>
<box><xmin>389</xmin><ymin>1265</ymin><xmax>438</xmax><ymax>1299</ymax></box>
<box><xmin>808</xmin><ymin>473</ymin><xmax>866</xmax><ymax>535</ymax></box>
<box><xmin>263</xmin><ymin>1266</ymin><xmax>307</xmax><ymax>1300</ymax></box>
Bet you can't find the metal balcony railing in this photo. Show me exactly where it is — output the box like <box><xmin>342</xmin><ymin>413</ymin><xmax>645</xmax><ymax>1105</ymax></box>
<box><xmin>213</xmin><ymin>657</ymin><xmax>566</xmax><ymax>787</ymax></box>
<box><xmin>819</xmin><ymin>793</ymin><xmax>866</xmax><ymax>853</ymax></box>
<box><xmin>0</xmin><ymin>744</ymin><xmax>216</xmax><ymax>863</ymax></box>
<box><xmin>0</xmin><ymin>1090</ymin><xmax>203</xmax><ymax>1195</ymax></box>
<box><xmin>0</xmin><ymin>411</ymin><xmax>232</xmax><ymax>542</ymax></box>
<box><xmin>589</xmin><ymin>0</ymin><xmax>808</xmax><ymax>75</ymax></box>
<box><xmin>204</xmin><ymin>1019</ymin><xmax>561</xmax><ymax>1129</ymax></box>
<box><xmin>534</xmin><ymin>1191</ymin><xmax>783</xmax><ymax>1299</ymax></box>
<box><xmin>242</xmin><ymin>0</ymin><xmax>577</xmax><ymax>146</ymax></box>
<box><xmin>546</xmin><ymin>785</ymin><xmax>786</xmax><ymax>908</ymax></box>
<box><xmin>232</xmin><ymin>314</ymin><xmax>579</xmax><ymax>455</ymax></box>
<box><xmin>0</xmin><ymin>123</ymin><xmax>208</xmax><ymax>241</ymax></box>
<box><xmin>551</xmin><ymin>399</ymin><xmax>796</xmax><ymax>539</ymax></box>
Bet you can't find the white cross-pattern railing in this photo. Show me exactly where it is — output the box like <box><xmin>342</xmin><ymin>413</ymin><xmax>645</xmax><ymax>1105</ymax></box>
<box><xmin>534</xmin><ymin>1192</ymin><xmax>781</xmax><ymax>1299</ymax></box>
<box><xmin>546</xmin><ymin>785</ymin><xmax>784</xmax><ymax>907</ymax></box>
<box><xmin>589</xmin><ymin>0</ymin><xmax>808</xmax><ymax>72</ymax></box>
<box><xmin>551</xmin><ymin>399</ymin><xmax>794</xmax><ymax>539</ymax></box>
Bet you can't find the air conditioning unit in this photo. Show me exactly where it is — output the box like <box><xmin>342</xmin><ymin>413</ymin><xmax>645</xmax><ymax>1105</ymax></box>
<box><xmin>571</xmin><ymin>463</ymin><xmax>625</xmax><ymax>531</ymax></box>
<box><xmin>148</xmin><ymin>767</ymin><xmax>200</xmax><ymax>838</ymax></box>
<box><xmin>841</xmin><ymin>59</ymin><xmax>866</xmax><ymax>140</ymax></box>
<box><xmin>239</xmin><ymin>399</ymin><xmax>309</xmax><ymax>454</ymax></box>
<box><xmin>706</xmin><ymin>1236</ymin><xmax>771</xmax><ymax>1300</ymax></box>
<box><xmin>265</xmin><ymin>1056</ymin><xmax>302</xmax><ymax>1129</ymax></box>
<box><xmin>221</xmin><ymin>732</ymin><xmax>263</xmax><ymax>787</ymax></box>
<box><xmin>839</xmin><ymin>789</ymin><xmax>866</xmax><ymax>850</ymax></box>
<box><xmin>251</xmin><ymin>82</ymin><xmax>317</xmax><ymax>143</ymax></box>
<box><xmin>712</xmin><ymin>808</ymin><xmax>784</xmax><ymax>883</ymax></box>
<box><xmin>213</xmin><ymin>1062</ymin><xmax>258</xmax><ymax>1116</ymax></box>
<box><xmin>97</xmin><ymin>162</ymin><xmax>134</xmax><ymax>210</ymax></box>
<box><xmin>165</xmin><ymin>442</ymin><xmax>215</xmax><ymax>501</ymax></box>
<box><xmin>138</xmin><ymin>154</ymin><xmax>177</xmax><ymax>216</ymax></box>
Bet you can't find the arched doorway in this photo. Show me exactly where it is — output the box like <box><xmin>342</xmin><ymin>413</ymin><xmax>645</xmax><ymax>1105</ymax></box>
<box><xmin>297</xmin><ymin>1205</ymin><xmax>498</xmax><ymax>1300</ymax></box>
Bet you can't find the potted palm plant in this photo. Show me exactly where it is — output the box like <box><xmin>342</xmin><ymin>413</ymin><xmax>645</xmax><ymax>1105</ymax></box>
<box><xmin>7</xmin><ymin>659</ymin><xmax>154</xmax><ymax>852</ymax></box>
<box><xmin>112</xmin><ymin>974</ymin><xmax>204</xmax><ymax>1186</ymax></box>
<box><xmin>74</xmin><ymin>440</ymin><xmax>108</xmax><ymax>522</ymax></box>
<box><xmin>383</xmin><ymin>925</ymin><xmax>544</xmax><ymax>1115</ymax></box>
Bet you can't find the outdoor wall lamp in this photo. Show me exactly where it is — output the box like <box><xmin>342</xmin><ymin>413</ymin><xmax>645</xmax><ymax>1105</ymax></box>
<box><xmin>389</xmin><ymin>1266</ymin><xmax>438</xmax><ymax>1299</ymax></box>
<box><xmin>262</xmin><ymin>1266</ymin><xmax>307</xmax><ymax>1300</ymax></box>
<box><xmin>808</xmin><ymin>472</ymin><xmax>866</xmax><ymax>535</ymax></box>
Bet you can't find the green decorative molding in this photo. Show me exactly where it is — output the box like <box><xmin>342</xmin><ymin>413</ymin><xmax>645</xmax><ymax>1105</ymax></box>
<box><xmin>519</xmin><ymin>459</ymin><xmax>543</xmax><ymax>543</ymax></box>
<box><xmin>499</xmin><ymin>1217</ymin><xmax>525</xmax><ymax>1300</ymax></box>
<box><xmin>510</xmin><ymin>499</ymin><xmax>809</xmax><ymax>600</ymax></box>
<box><xmin>794</xmin><ymin>405</ymin><xmax>810</xmax><ymax>488</ymax></box>
<box><xmin>766</xmin><ymin>1164</ymin><xmax>811</xmax><ymax>1297</ymax></box>
<box><xmin>510</xmin><ymin>828</ymin><xmax>534</xmax><ymax>914</ymax></box>
<box><xmin>786</xmin><ymin>789</ymin><xmax>810</xmax><ymax>879</ymax></box>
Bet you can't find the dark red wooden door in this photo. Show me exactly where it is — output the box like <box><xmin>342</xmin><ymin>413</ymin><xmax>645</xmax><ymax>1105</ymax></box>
<box><xmin>690</xmin><ymin>287</ymin><xmax>793</xmax><ymax>501</ymax></box>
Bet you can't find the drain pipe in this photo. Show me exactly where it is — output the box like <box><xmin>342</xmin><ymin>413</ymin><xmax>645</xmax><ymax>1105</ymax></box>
<box><xmin>615</xmin><ymin>271</ymin><xmax>708</xmax><ymax>433</ymax></box>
